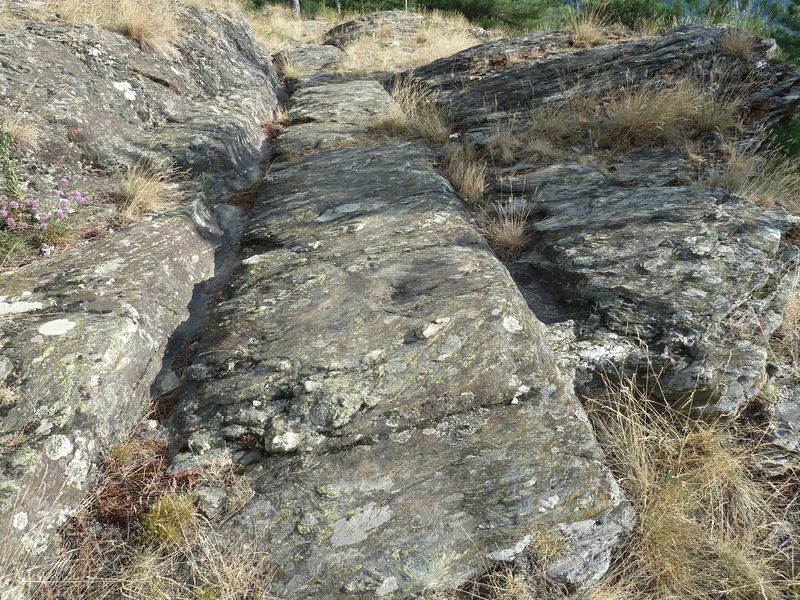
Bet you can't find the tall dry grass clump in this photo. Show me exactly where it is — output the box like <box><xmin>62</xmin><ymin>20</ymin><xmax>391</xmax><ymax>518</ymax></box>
<box><xmin>368</xmin><ymin>78</ymin><xmax>451</xmax><ymax>146</ymax></box>
<box><xmin>1</xmin><ymin>107</ymin><xmax>42</xmax><ymax>153</ymax></box>
<box><xmin>720</xmin><ymin>27</ymin><xmax>755</xmax><ymax>60</ymax></box>
<box><xmin>246</xmin><ymin>5</ymin><xmax>313</xmax><ymax>52</ymax></box>
<box><xmin>584</xmin><ymin>376</ymin><xmax>798</xmax><ymax>599</ymax></box>
<box><xmin>118</xmin><ymin>164</ymin><xmax>181</xmax><ymax>218</ymax></box>
<box><xmin>601</xmin><ymin>78</ymin><xmax>740</xmax><ymax>146</ymax></box>
<box><xmin>704</xmin><ymin>141</ymin><xmax>800</xmax><ymax>210</ymax></box>
<box><xmin>442</xmin><ymin>141</ymin><xmax>486</xmax><ymax>203</ymax></box>
<box><xmin>526</xmin><ymin>91</ymin><xmax>597</xmax><ymax>147</ymax></box>
<box><xmin>566</xmin><ymin>5</ymin><xmax>608</xmax><ymax>48</ymax></box>
<box><xmin>480</xmin><ymin>198</ymin><xmax>533</xmax><ymax>260</ymax></box>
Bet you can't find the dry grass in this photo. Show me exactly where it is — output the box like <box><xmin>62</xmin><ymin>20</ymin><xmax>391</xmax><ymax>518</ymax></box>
<box><xmin>35</xmin><ymin>438</ymin><xmax>268</xmax><ymax>599</ymax></box>
<box><xmin>720</xmin><ymin>28</ymin><xmax>755</xmax><ymax>60</ymax></box>
<box><xmin>0</xmin><ymin>107</ymin><xmax>42</xmax><ymax>153</ymax></box>
<box><xmin>0</xmin><ymin>0</ymin><xmax>18</xmax><ymax>31</ymax></box>
<box><xmin>0</xmin><ymin>382</ymin><xmax>15</xmax><ymax>407</ymax></box>
<box><xmin>443</xmin><ymin>141</ymin><xmax>486</xmax><ymax>203</ymax></box>
<box><xmin>526</xmin><ymin>138</ymin><xmax>562</xmax><ymax>162</ymax></box>
<box><xmin>487</xmin><ymin>120</ymin><xmax>523</xmax><ymax>166</ymax></box>
<box><xmin>336</xmin><ymin>12</ymin><xmax>479</xmax><ymax>75</ymax></box>
<box><xmin>53</xmin><ymin>0</ymin><xmax>183</xmax><ymax>54</ymax></box>
<box><xmin>118</xmin><ymin>165</ymin><xmax>181</xmax><ymax>219</ymax></box>
<box><xmin>368</xmin><ymin>78</ymin><xmax>451</xmax><ymax>146</ymax></box>
<box><xmin>246</xmin><ymin>5</ymin><xmax>317</xmax><ymax>52</ymax></box>
<box><xmin>584</xmin><ymin>376</ymin><xmax>798</xmax><ymax>600</ymax></box>
<box><xmin>567</xmin><ymin>6</ymin><xmax>608</xmax><ymax>48</ymax></box>
<box><xmin>275</xmin><ymin>56</ymin><xmax>309</xmax><ymax>79</ymax></box>
<box><xmin>526</xmin><ymin>92</ymin><xmax>597</xmax><ymax>148</ymax></box>
<box><xmin>480</xmin><ymin>198</ymin><xmax>533</xmax><ymax>260</ymax></box>
<box><xmin>601</xmin><ymin>78</ymin><xmax>740</xmax><ymax>147</ymax></box>
<box><xmin>704</xmin><ymin>142</ymin><xmax>800</xmax><ymax>210</ymax></box>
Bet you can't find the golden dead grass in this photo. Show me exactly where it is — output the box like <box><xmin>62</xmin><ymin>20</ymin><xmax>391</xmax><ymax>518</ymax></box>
<box><xmin>336</xmin><ymin>12</ymin><xmax>479</xmax><ymax>75</ymax></box>
<box><xmin>52</xmin><ymin>0</ymin><xmax>184</xmax><ymax>54</ymax></box>
<box><xmin>368</xmin><ymin>78</ymin><xmax>451</xmax><ymax>146</ymax></box>
<box><xmin>246</xmin><ymin>5</ymin><xmax>319</xmax><ymax>53</ymax></box>
<box><xmin>720</xmin><ymin>27</ymin><xmax>755</xmax><ymax>60</ymax></box>
<box><xmin>0</xmin><ymin>0</ymin><xmax>18</xmax><ymax>31</ymax></box>
<box><xmin>118</xmin><ymin>165</ymin><xmax>181</xmax><ymax>219</ymax></box>
<box><xmin>704</xmin><ymin>142</ymin><xmax>800</xmax><ymax>210</ymax></box>
<box><xmin>0</xmin><ymin>107</ymin><xmax>42</xmax><ymax>153</ymax></box>
<box><xmin>480</xmin><ymin>198</ymin><xmax>532</xmax><ymax>260</ymax></box>
<box><xmin>527</xmin><ymin>91</ymin><xmax>597</xmax><ymax>148</ymax></box>
<box><xmin>443</xmin><ymin>141</ymin><xmax>486</xmax><ymax>203</ymax></box>
<box><xmin>487</xmin><ymin>120</ymin><xmax>523</xmax><ymax>166</ymax></box>
<box><xmin>601</xmin><ymin>78</ymin><xmax>740</xmax><ymax>147</ymax></box>
<box><xmin>584</xmin><ymin>376</ymin><xmax>798</xmax><ymax>600</ymax></box>
<box><xmin>566</xmin><ymin>5</ymin><xmax>608</xmax><ymax>48</ymax></box>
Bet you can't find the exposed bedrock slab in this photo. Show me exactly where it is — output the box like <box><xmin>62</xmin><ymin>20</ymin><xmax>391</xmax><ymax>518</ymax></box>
<box><xmin>275</xmin><ymin>44</ymin><xmax>345</xmax><ymax>73</ymax></box>
<box><xmin>0</xmin><ymin>5</ymin><xmax>282</xmax><ymax>192</ymax></box>
<box><xmin>0</xmin><ymin>200</ymin><xmax>219</xmax><ymax>576</ymax></box>
<box><xmin>288</xmin><ymin>79</ymin><xmax>394</xmax><ymax>126</ymax></box>
<box><xmin>170</xmin><ymin>143</ymin><xmax>632</xmax><ymax>597</ymax></box>
<box><xmin>498</xmin><ymin>162</ymin><xmax>796</xmax><ymax>417</ymax></box>
<box><xmin>412</xmin><ymin>25</ymin><xmax>796</xmax><ymax>128</ymax></box>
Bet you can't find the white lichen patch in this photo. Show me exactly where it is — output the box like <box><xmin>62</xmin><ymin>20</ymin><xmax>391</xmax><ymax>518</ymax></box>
<box><xmin>330</xmin><ymin>502</ymin><xmax>392</xmax><ymax>547</ymax></box>
<box><xmin>502</xmin><ymin>315</ymin><xmax>523</xmax><ymax>333</ymax></box>
<box><xmin>422</xmin><ymin>317</ymin><xmax>450</xmax><ymax>339</ymax></box>
<box><xmin>112</xmin><ymin>80</ymin><xmax>137</xmax><ymax>101</ymax></box>
<box><xmin>11</xmin><ymin>511</ymin><xmax>28</xmax><ymax>531</ymax></box>
<box><xmin>0</xmin><ymin>300</ymin><xmax>43</xmax><ymax>316</ymax></box>
<box><xmin>487</xmin><ymin>534</ymin><xmax>533</xmax><ymax>562</ymax></box>
<box><xmin>38</xmin><ymin>319</ymin><xmax>76</xmax><ymax>336</ymax></box>
<box><xmin>45</xmin><ymin>434</ymin><xmax>74</xmax><ymax>461</ymax></box>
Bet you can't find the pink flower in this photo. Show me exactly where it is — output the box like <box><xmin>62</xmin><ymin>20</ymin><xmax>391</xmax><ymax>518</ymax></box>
<box><xmin>6</xmin><ymin>218</ymin><xmax>16</xmax><ymax>229</ymax></box>
<box><xmin>8</xmin><ymin>201</ymin><xmax>19</xmax><ymax>209</ymax></box>
<box><xmin>60</xmin><ymin>199</ymin><xmax>69</xmax><ymax>207</ymax></box>
<box><xmin>0</xmin><ymin>209</ymin><xmax>7</xmax><ymax>219</ymax></box>
<box><xmin>29</xmin><ymin>199</ymin><xmax>39</xmax><ymax>209</ymax></box>
<box><xmin>59</xmin><ymin>178</ymin><xmax>70</xmax><ymax>185</ymax></box>
<box><xmin>40</xmin><ymin>222</ymin><xmax>48</xmax><ymax>230</ymax></box>
<box><xmin>55</xmin><ymin>210</ymin><xmax>65</xmax><ymax>219</ymax></box>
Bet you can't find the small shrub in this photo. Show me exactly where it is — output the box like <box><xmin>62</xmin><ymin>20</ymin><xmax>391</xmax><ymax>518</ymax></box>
<box><xmin>480</xmin><ymin>198</ymin><xmax>532</xmax><ymax>260</ymax></box>
<box><xmin>118</xmin><ymin>165</ymin><xmax>181</xmax><ymax>218</ymax></box>
<box><xmin>442</xmin><ymin>141</ymin><xmax>486</xmax><ymax>203</ymax></box>
<box><xmin>141</xmin><ymin>491</ymin><xmax>197</xmax><ymax>546</ymax></box>
<box><xmin>720</xmin><ymin>27</ymin><xmax>755</xmax><ymax>59</ymax></box>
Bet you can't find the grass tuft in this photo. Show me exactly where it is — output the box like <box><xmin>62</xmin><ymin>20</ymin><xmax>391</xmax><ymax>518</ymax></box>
<box><xmin>704</xmin><ymin>141</ymin><xmax>800</xmax><ymax>210</ymax></box>
<box><xmin>585</xmin><ymin>376</ymin><xmax>798</xmax><ymax>599</ymax></box>
<box><xmin>480</xmin><ymin>198</ymin><xmax>532</xmax><ymax>260</ymax></box>
<box><xmin>141</xmin><ymin>491</ymin><xmax>198</xmax><ymax>546</ymax></box>
<box><xmin>1</xmin><ymin>108</ymin><xmax>42</xmax><ymax>154</ymax></box>
<box><xmin>567</xmin><ymin>5</ymin><xmax>608</xmax><ymax>48</ymax></box>
<box><xmin>720</xmin><ymin>27</ymin><xmax>755</xmax><ymax>60</ymax></box>
<box><xmin>443</xmin><ymin>141</ymin><xmax>486</xmax><ymax>203</ymax></box>
<box><xmin>368</xmin><ymin>78</ymin><xmax>451</xmax><ymax>146</ymax></box>
<box><xmin>118</xmin><ymin>165</ymin><xmax>181</xmax><ymax>219</ymax></box>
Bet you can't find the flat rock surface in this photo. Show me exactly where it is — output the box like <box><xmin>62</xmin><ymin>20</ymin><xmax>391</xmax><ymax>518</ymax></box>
<box><xmin>288</xmin><ymin>79</ymin><xmax>394</xmax><ymax>126</ymax></box>
<box><xmin>498</xmin><ymin>162</ymin><xmax>794</xmax><ymax>416</ymax></box>
<box><xmin>169</xmin><ymin>143</ymin><xmax>632</xmax><ymax>598</ymax></box>
<box><xmin>0</xmin><ymin>200</ymin><xmax>219</xmax><ymax>571</ymax></box>
<box><xmin>275</xmin><ymin>44</ymin><xmax>345</xmax><ymax>72</ymax></box>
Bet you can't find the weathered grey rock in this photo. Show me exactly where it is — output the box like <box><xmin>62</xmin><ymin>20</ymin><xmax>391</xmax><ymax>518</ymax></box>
<box><xmin>323</xmin><ymin>10</ymin><xmax>431</xmax><ymax>48</ymax></box>
<box><xmin>0</xmin><ymin>5</ymin><xmax>281</xmax><ymax>194</ymax></box>
<box><xmin>169</xmin><ymin>143</ymin><xmax>632</xmax><ymax>597</ymax></box>
<box><xmin>413</xmin><ymin>25</ymin><xmax>792</xmax><ymax>127</ymax></box>
<box><xmin>274</xmin><ymin>121</ymin><xmax>364</xmax><ymax>156</ymax></box>
<box><xmin>288</xmin><ymin>79</ymin><xmax>394</xmax><ymax>126</ymax></box>
<box><xmin>0</xmin><ymin>199</ymin><xmax>219</xmax><ymax>579</ymax></box>
<box><xmin>497</xmin><ymin>162</ymin><xmax>795</xmax><ymax>417</ymax></box>
<box><xmin>275</xmin><ymin>44</ymin><xmax>345</xmax><ymax>73</ymax></box>
<box><xmin>407</xmin><ymin>32</ymin><xmax>571</xmax><ymax>92</ymax></box>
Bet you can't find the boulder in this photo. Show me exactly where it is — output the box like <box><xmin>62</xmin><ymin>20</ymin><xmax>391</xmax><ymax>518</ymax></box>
<box><xmin>169</xmin><ymin>143</ymin><xmax>633</xmax><ymax>598</ymax></box>
<box><xmin>0</xmin><ymin>200</ymin><xmax>219</xmax><ymax>578</ymax></box>
<box><xmin>288</xmin><ymin>78</ymin><xmax>394</xmax><ymax>126</ymax></box>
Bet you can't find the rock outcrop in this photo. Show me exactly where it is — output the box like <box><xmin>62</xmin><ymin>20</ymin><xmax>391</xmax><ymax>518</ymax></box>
<box><xmin>0</xmin><ymin>199</ymin><xmax>219</xmax><ymax>571</ymax></box>
<box><xmin>169</xmin><ymin>143</ymin><xmax>633</xmax><ymax>597</ymax></box>
<box><xmin>0</xmin><ymin>3</ymin><xmax>281</xmax><ymax>198</ymax></box>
